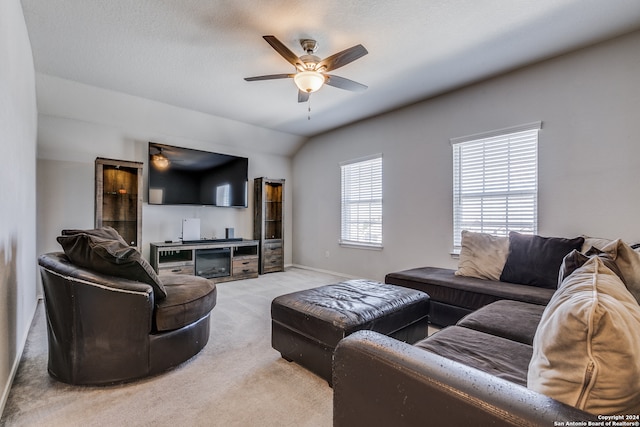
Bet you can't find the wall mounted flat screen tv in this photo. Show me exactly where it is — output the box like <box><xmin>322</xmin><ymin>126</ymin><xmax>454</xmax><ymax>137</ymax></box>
<box><xmin>148</xmin><ymin>142</ymin><xmax>248</xmax><ymax>207</ymax></box>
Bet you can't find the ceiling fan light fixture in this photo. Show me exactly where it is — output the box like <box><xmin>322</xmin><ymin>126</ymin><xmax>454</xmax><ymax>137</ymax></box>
<box><xmin>151</xmin><ymin>152</ymin><xmax>170</xmax><ymax>170</ymax></box>
<box><xmin>294</xmin><ymin>70</ymin><xmax>325</xmax><ymax>93</ymax></box>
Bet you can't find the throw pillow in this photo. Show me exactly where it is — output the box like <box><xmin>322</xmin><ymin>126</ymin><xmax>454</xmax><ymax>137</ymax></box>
<box><xmin>557</xmin><ymin>248</ymin><xmax>624</xmax><ymax>286</ymax></box>
<box><xmin>455</xmin><ymin>230</ymin><xmax>509</xmax><ymax>281</ymax></box>
<box><xmin>528</xmin><ymin>257</ymin><xmax>640</xmax><ymax>415</ymax></box>
<box><xmin>57</xmin><ymin>232</ymin><xmax>167</xmax><ymax>299</ymax></box>
<box><xmin>580</xmin><ymin>235</ymin><xmax>613</xmax><ymax>253</ymax></box>
<box><xmin>499</xmin><ymin>232</ymin><xmax>584</xmax><ymax>289</ymax></box>
<box><xmin>61</xmin><ymin>226</ymin><xmax>128</xmax><ymax>245</ymax></box>
<box><xmin>600</xmin><ymin>239</ymin><xmax>640</xmax><ymax>305</ymax></box>
<box><xmin>557</xmin><ymin>249</ymin><xmax>589</xmax><ymax>285</ymax></box>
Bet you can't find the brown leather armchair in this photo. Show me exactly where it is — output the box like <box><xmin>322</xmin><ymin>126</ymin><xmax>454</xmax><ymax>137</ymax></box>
<box><xmin>38</xmin><ymin>252</ymin><xmax>216</xmax><ymax>385</ymax></box>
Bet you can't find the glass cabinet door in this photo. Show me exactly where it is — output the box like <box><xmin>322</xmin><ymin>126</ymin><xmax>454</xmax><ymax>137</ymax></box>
<box><xmin>95</xmin><ymin>158</ymin><xmax>143</xmax><ymax>248</ymax></box>
<box><xmin>254</xmin><ymin>177</ymin><xmax>285</xmax><ymax>274</ymax></box>
<box><xmin>264</xmin><ymin>182</ymin><xmax>283</xmax><ymax>240</ymax></box>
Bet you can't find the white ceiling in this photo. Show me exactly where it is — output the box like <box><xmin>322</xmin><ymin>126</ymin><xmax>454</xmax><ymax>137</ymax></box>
<box><xmin>21</xmin><ymin>0</ymin><xmax>640</xmax><ymax>138</ymax></box>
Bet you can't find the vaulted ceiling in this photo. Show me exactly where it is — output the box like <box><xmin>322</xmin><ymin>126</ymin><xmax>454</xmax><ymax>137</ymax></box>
<box><xmin>21</xmin><ymin>0</ymin><xmax>640</xmax><ymax>137</ymax></box>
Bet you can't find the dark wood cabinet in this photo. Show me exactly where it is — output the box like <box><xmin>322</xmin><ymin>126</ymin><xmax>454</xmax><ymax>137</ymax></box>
<box><xmin>254</xmin><ymin>177</ymin><xmax>285</xmax><ymax>274</ymax></box>
<box><xmin>95</xmin><ymin>158</ymin><xmax>143</xmax><ymax>249</ymax></box>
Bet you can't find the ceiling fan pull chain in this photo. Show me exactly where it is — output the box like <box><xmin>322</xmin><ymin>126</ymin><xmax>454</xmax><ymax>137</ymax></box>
<box><xmin>308</xmin><ymin>97</ymin><xmax>312</xmax><ymax>120</ymax></box>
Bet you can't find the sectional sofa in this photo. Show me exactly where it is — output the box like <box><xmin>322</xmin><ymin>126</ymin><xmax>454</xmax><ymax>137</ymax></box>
<box><xmin>385</xmin><ymin>230</ymin><xmax>586</xmax><ymax>326</ymax></box>
<box><xmin>334</xmin><ymin>232</ymin><xmax>640</xmax><ymax>425</ymax></box>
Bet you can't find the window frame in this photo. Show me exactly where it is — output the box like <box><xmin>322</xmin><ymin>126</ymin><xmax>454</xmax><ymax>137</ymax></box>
<box><xmin>451</xmin><ymin>122</ymin><xmax>541</xmax><ymax>252</ymax></box>
<box><xmin>339</xmin><ymin>153</ymin><xmax>383</xmax><ymax>249</ymax></box>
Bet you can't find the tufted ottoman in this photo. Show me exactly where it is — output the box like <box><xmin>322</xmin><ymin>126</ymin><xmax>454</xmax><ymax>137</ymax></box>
<box><xmin>271</xmin><ymin>279</ymin><xmax>430</xmax><ymax>384</ymax></box>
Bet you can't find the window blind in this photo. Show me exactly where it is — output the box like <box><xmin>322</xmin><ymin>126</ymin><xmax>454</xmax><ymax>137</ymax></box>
<box><xmin>452</xmin><ymin>123</ymin><xmax>539</xmax><ymax>249</ymax></box>
<box><xmin>340</xmin><ymin>154</ymin><xmax>383</xmax><ymax>247</ymax></box>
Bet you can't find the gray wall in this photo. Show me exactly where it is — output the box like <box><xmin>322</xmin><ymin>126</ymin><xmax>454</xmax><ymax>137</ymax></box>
<box><xmin>35</xmin><ymin>75</ymin><xmax>302</xmax><ymax>264</ymax></box>
<box><xmin>0</xmin><ymin>0</ymin><xmax>38</xmax><ymax>412</ymax></box>
<box><xmin>292</xmin><ymin>30</ymin><xmax>640</xmax><ymax>281</ymax></box>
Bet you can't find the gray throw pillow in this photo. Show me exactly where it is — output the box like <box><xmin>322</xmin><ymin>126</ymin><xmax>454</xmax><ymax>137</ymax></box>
<box><xmin>57</xmin><ymin>232</ymin><xmax>167</xmax><ymax>299</ymax></box>
<box><xmin>558</xmin><ymin>248</ymin><xmax>624</xmax><ymax>287</ymax></box>
<box><xmin>61</xmin><ymin>226</ymin><xmax>128</xmax><ymax>245</ymax></box>
<box><xmin>500</xmin><ymin>232</ymin><xmax>584</xmax><ymax>289</ymax></box>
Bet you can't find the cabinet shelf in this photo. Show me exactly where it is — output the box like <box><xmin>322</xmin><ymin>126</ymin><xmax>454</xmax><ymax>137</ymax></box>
<box><xmin>103</xmin><ymin>192</ymin><xmax>138</xmax><ymax>197</ymax></box>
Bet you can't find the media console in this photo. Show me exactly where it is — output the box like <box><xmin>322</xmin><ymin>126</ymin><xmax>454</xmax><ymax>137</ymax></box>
<box><xmin>150</xmin><ymin>239</ymin><xmax>259</xmax><ymax>283</ymax></box>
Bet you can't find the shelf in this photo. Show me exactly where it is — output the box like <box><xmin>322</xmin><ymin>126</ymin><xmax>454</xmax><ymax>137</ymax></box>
<box><xmin>157</xmin><ymin>249</ymin><xmax>193</xmax><ymax>264</ymax></box>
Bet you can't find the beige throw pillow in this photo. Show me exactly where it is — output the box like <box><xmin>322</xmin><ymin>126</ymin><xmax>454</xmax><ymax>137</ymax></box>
<box><xmin>600</xmin><ymin>239</ymin><xmax>640</xmax><ymax>305</ymax></box>
<box><xmin>580</xmin><ymin>235</ymin><xmax>613</xmax><ymax>253</ymax></box>
<box><xmin>455</xmin><ymin>230</ymin><xmax>509</xmax><ymax>281</ymax></box>
<box><xmin>527</xmin><ymin>257</ymin><xmax>640</xmax><ymax>415</ymax></box>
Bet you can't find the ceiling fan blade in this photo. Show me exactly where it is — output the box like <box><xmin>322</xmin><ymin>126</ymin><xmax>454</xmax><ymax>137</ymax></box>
<box><xmin>244</xmin><ymin>74</ymin><xmax>294</xmax><ymax>81</ymax></box>
<box><xmin>325</xmin><ymin>75</ymin><xmax>368</xmax><ymax>92</ymax></box>
<box><xmin>317</xmin><ymin>44</ymin><xmax>368</xmax><ymax>72</ymax></box>
<box><xmin>298</xmin><ymin>90</ymin><xmax>310</xmax><ymax>103</ymax></box>
<box><xmin>263</xmin><ymin>35</ymin><xmax>305</xmax><ymax>70</ymax></box>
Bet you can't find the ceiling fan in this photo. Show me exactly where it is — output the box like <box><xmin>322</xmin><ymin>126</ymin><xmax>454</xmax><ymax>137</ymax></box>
<box><xmin>244</xmin><ymin>35</ymin><xmax>368</xmax><ymax>103</ymax></box>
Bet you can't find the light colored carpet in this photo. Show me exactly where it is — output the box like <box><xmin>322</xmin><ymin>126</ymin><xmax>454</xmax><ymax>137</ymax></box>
<box><xmin>1</xmin><ymin>267</ymin><xmax>351</xmax><ymax>427</ymax></box>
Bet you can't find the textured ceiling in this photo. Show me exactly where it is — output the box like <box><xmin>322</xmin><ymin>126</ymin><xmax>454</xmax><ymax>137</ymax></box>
<box><xmin>21</xmin><ymin>0</ymin><xmax>640</xmax><ymax>139</ymax></box>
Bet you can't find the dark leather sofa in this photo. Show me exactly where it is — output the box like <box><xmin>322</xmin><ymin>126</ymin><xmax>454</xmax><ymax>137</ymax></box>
<box><xmin>343</xmin><ymin>234</ymin><xmax>638</xmax><ymax>424</ymax></box>
<box><xmin>385</xmin><ymin>266</ymin><xmax>554</xmax><ymax>326</ymax></box>
<box><xmin>39</xmin><ymin>252</ymin><xmax>216</xmax><ymax>385</ymax></box>
<box><xmin>333</xmin><ymin>299</ymin><xmax>598</xmax><ymax>426</ymax></box>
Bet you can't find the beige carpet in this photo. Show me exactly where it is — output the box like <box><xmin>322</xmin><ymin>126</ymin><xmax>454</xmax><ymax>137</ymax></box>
<box><xmin>1</xmin><ymin>267</ymin><xmax>351</xmax><ymax>427</ymax></box>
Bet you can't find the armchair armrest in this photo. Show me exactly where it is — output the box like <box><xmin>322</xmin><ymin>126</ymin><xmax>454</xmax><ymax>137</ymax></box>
<box><xmin>333</xmin><ymin>330</ymin><xmax>598</xmax><ymax>427</ymax></box>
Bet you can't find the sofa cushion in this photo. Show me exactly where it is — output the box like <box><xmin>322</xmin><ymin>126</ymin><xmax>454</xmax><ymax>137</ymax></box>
<box><xmin>416</xmin><ymin>326</ymin><xmax>532</xmax><ymax>387</ymax></box>
<box><xmin>500</xmin><ymin>232</ymin><xmax>584</xmax><ymax>289</ymax></box>
<box><xmin>455</xmin><ymin>231</ymin><xmax>509</xmax><ymax>281</ymax></box>
<box><xmin>456</xmin><ymin>300</ymin><xmax>544</xmax><ymax>346</ymax></box>
<box><xmin>57</xmin><ymin>232</ymin><xmax>167</xmax><ymax>299</ymax></box>
<box><xmin>154</xmin><ymin>274</ymin><xmax>217</xmax><ymax>332</ymax></box>
<box><xmin>527</xmin><ymin>256</ymin><xmax>640</xmax><ymax>415</ymax></box>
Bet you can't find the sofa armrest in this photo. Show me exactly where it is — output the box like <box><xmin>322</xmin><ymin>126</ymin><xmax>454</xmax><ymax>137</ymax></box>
<box><xmin>333</xmin><ymin>330</ymin><xmax>598</xmax><ymax>427</ymax></box>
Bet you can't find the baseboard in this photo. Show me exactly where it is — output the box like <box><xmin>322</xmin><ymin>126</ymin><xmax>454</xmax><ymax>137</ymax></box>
<box><xmin>288</xmin><ymin>264</ymin><xmax>361</xmax><ymax>280</ymax></box>
<box><xmin>0</xmin><ymin>296</ymin><xmax>41</xmax><ymax>417</ymax></box>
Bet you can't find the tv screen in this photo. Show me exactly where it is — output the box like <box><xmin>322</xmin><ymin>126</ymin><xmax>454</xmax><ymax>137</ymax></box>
<box><xmin>148</xmin><ymin>142</ymin><xmax>248</xmax><ymax>207</ymax></box>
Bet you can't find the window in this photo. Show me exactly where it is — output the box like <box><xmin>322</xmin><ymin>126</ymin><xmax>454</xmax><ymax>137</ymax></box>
<box><xmin>451</xmin><ymin>122</ymin><xmax>541</xmax><ymax>250</ymax></box>
<box><xmin>340</xmin><ymin>154</ymin><xmax>383</xmax><ymax>248</ymax></box>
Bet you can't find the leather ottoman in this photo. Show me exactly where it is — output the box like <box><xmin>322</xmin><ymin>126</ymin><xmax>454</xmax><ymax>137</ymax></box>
<box><xmin>271</xmin><ymin>279</ymin><xmax>430</xmax><ymax>384</ymax></box>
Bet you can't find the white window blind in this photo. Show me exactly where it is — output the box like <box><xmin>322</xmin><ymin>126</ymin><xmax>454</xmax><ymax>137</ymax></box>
<box><xmin>340</xmin><ymin>154</ymin><xmax>383</xmax><ymax>247</ymax></box>
<box><xmin>452</xmin><ymin>122</ymin><xmax>540</xmax><ymax>250</ymax></box>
